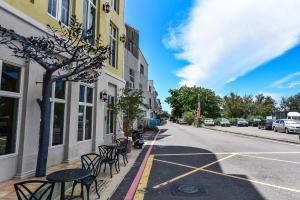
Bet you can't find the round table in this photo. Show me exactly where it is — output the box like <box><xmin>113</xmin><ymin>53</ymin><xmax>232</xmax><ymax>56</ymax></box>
<box><xmin>47</xmin><ymin>168</ymin><xmax>90</xmax><ymax>200</ymax></box>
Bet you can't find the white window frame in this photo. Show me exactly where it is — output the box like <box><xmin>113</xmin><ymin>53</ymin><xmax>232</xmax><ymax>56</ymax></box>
<box><xmin>49</xmin><ymin>81</ymin><xmax>67</xmax><ymax>148</ymax></box>
<box><xmin>109</xmin><ymin>24</ymin><xmax>118</xmax><ymax>68</ymax></box>
<box><xmin>78</xmin><ymin>84</ymin><xmax>94</xmax><ymax>142</ymax></box>
<box><xmin>106</xmin><ymin>95</ymin><xmax>116</xmax><ymax>135</ymax></box>
<box><xmin>83</xmin><ymin>0</ymin><xmax>97</xmax><ymax>43</ymax></box>
<box><xmin>0</xmin><ymin>60</ymin><xmax>23</xmax><ymax>159</ymax></box>
<box><xmin>47</xmin><ymin>0</ymin><xmax>71</xmax><ymax>25</ymax></box>
<box><xmin>111</xmin><ymin>0</ymin><xmax>119</xmax><ymax>14</ymax></box>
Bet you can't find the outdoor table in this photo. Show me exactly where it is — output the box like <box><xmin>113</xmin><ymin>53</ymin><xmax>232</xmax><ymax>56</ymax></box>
<box><xmin>46</xmin><ymin>168</ymin><xmax>90</xmax><ymax>200</ymax></box>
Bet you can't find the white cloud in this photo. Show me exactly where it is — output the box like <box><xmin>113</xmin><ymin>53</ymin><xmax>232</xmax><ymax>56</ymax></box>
<box><xmin>165</xmin><ymin>0</ymin><xmax>300</xmax><ymax>88</ymax></box>
<box><xmin>270</xmin><ymin>71</ymin><xmax>300</xmax><ymax>88</ymax></box>
<box><xmin>287</xmin><ymin>81</ymin><xmax>300</xmax><ymax>88</ymax></box>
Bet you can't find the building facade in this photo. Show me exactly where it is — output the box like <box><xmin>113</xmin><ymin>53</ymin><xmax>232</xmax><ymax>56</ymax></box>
<box><xmin>124</xmin><ymin>24</ymin><xmax>162</xmax><ymax>124</ymax></box>
<box><xmin>0</xmin><ymin>0</ymin><xmax>125</xmax><ymax>182</ymax></box>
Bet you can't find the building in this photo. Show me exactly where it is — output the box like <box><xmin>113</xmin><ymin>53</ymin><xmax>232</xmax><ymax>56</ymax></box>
<box><xmin>0</xmin><ymin>0</ymin><xmax>126</xmax><ymax>182</ymax></box>
<box><xmin>124</xmin><ymin>24</ymin><xmax>162</xmax><ymax>125</ymax></box>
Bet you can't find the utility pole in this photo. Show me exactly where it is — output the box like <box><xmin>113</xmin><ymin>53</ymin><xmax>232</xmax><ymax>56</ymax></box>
<box><xmin>196</xmin><ymin>94</ymin><xmax>201</xmax><ymax>127</ymax></box>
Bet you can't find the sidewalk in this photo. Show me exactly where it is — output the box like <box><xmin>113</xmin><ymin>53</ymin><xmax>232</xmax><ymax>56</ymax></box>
<box><xmin>0</xmin><ymin>134</ymin><xmax>154</xmax><ymax>200</ymax></box>
<box><xmin>204</xmin><ymin>126</ymin><xmax>300</xmax><ymax>145</ymax></box>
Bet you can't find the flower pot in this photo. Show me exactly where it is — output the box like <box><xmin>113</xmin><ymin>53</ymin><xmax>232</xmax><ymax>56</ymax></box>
<box><xmin>126</xmin><ymin>137</ymin><xmax>133</xmax><ymax>153</ymax></box>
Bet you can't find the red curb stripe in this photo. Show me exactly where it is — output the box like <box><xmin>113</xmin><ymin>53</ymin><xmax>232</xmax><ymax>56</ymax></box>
<box><xmin>124</xmin><ymin>131</ymin><xmax>159</xmax><ymax>200</ymax></box>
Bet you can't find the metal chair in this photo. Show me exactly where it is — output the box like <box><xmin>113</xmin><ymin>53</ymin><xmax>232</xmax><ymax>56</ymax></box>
<box><xmin>98</xmin><ymin>145</ymin><xmax>119</xmax><ymax>178</ymax></box>
<box><xmin>116</xmin><ymin>138</ymin><xmax>129</xmax><ymax>167</ymax></box>
<box><xmin>71</xmin><ymin>153</ymin><xmax>101</xmax><ymax>199</ymax></box>
<box><xmin>14</xmin><ymin>180</ymin><xmax>55</xmax><ymax>200</ymax></box>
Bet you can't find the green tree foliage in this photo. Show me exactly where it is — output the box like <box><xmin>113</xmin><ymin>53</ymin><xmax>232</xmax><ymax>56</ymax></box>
<box><xmin>280</xmin><ymin>93</ymin><xmax>300</xmax><ymax>112</ymax></box>
<box><xmin>183</xmin><ymin>111</ymin><xmax>195</xmax><ymax>125</ymax></box>
<box><xmin>166</xmin><ymin>86</ymin><xmax>221</xmax><ymax>119</ymax></box>
<box><xmin>111</xmin><ymin>88</ymin><xmax>144</xmax><ymax>138</ymax></box>
<box><xmin>223</xmin><ymin>92</ymin><xmax>276</xmax><ymax>118</ymax></box>
<box><xmin>160</xmin><ymin>111</ymin><xmax>170</xmax><ymax>120</ymax></box>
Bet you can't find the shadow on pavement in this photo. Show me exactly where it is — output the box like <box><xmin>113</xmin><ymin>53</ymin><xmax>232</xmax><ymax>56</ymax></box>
<box><xmin>146</xmin><ymin>145</ymin><xmax>265</xmax><ymax>200</ymax></box>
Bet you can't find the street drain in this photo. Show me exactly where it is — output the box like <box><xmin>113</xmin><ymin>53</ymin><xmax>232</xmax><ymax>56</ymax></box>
<box><xmin>171</xmin><ymin>184</ymin><xmax>206</xmax><ymax>197</ymax></box>
<box><xmin>178</xmin><ymin>184</ymin><xmax>199</xmax><ymax>194</ymax></box>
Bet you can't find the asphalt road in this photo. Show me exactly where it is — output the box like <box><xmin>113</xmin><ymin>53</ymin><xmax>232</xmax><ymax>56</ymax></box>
<box><xmin>135</xmin><ymin>122</ymin><xmax>300</xmax><ymax>200</ymax></box>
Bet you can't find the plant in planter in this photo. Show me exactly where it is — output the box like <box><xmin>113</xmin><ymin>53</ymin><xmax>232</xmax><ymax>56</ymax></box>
<box><xmin>110</xmin><ymin>88</ymin><xmax>144</xmax><ymax>152</ymax></box>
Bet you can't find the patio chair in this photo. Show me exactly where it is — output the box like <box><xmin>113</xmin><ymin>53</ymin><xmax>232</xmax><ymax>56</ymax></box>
<box><xmin>116</xmin><ymin>138</ymin><xmax>129</xmax><ymax>167</ymax></box>
<box><xmin>71</xmin><ymin>153</ymin><xmax>101</xmax><ymax>199</ymax></box>
<box><xmin>14</xmin><ymin>180</ymin><xmax>55</xmax><ymax>200</ymax></box>
<box><xmin>98</xmin><ymin>145</ymin><xmax>119</xmax><ymax>178</ymax></box>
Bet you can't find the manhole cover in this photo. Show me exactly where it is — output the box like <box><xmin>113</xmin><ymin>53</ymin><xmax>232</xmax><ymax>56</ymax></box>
<box><xmin>171</xmin><ymin>184</ymin><xmax>206</xmax><ymax>197</ymax></box>
<box><xmin>177</xmin><ymin>184</ymin><xmax>199</xmax><ymax>194</ymax></box>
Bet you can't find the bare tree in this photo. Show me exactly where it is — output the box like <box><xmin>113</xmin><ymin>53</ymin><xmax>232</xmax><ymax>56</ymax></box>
<box><xmin>0</xmin><ymin>16</ymin><xmax>109</xmax><ymax>176</ymax></box>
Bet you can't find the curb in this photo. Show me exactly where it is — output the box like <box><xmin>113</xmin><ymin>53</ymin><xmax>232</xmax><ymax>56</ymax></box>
<box><xmin>124</xmin><ymin>130</ymin><xmax>160</xmax><ymax>200</ymax></box>
<box><xmin>204</xmin><ymin>127</ymin><xmax>300</xmax><ymax>145</ymax></box>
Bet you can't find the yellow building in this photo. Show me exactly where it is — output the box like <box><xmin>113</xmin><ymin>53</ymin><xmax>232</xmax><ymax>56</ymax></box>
<box><xmin>0</xmin><ymin>0</ymin><xmax>126</xmax><ymax>182</ymax></box>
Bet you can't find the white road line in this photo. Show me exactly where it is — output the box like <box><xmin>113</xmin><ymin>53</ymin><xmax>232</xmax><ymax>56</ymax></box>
<box><xmin>240</xmin><ymin>154</ymin><xmax>300</xmax><ymax>165</ymax></box>
<box><xmin>154</xmin><ymin>152</ymin><xmax>300</xmax><ymax>156</ymax></box>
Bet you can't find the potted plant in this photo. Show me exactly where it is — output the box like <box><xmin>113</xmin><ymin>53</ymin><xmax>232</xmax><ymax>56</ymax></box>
<box><xmin>110</xmin><ymin>88</ymin><xmax>144</xmax><ymax>152</ymax></box>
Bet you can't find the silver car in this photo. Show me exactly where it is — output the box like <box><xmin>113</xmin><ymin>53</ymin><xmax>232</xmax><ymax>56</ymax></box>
<box><xmin>204</xmin><ymin>118</ymin><xmax>215</xmax><ymax>126</ymax></box>
<box><xmin>220</xmin><ymin>118</ymin><xmax>230</xmax><ymax>127</ymax></box>
<box><xmin>273</xmin><ymin>119</ymin><xmax>300</xmax><ymax>134</ymax></box>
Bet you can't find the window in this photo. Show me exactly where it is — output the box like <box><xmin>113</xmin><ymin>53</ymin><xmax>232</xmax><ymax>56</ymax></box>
<box><xmin>106</xmin><ymin>95</ymin><xmax>116</xmax><ymax>134</ymax></box>
<box><xmin>111</xmin><ymin>0</ymin><xmax>119</xmax><ymax>13</ymax></box>
<box><xmin>139</xmin><ymin>84</ymin><xmax>143</xmax><ymax>91</ymax></box>
<box><xmin>78</xmin><ymin>85</ymin><xmax>94</xmax><ymax>141</ymax></box>
<box><xmin>149</xmin><ymin>86</ymin><xmax>152</xmax><ymax>93</ymax></box>
<box><xmin>48</xmin><ymin>0</ymin><xmax>70</xmax><ymax>25</ymax></box>
<box><xmin>0</xmin><ymin>61</ymin><xmax>22</xmax><ymax>156</ymax></box>
<box><xmin>149</xmin><ymin>98</ymin><xmax>152</xmax><ymax>109</ymax></box>
<box><xmin>83</xmin><ymin>0</ymin><xmax>96</xmax><ymax>44</ymax></box>
<box><xmin>50</xmin><ymin>80</ymin><xmax>66</xmax><ymax>146</ymax></box>
<box><xmin>129</xmin><ymin>69</ymin><xmax>135</xmax><ymax>88</ymax></box>
<box><xmin>140</xmin><ymin>64</ymin><xmax>144</xmax><ymax>75</ymax></box>
<box><xmin>109</xmin><ymin>24</ymin><xmax>118</xmax><ymax>68</ymax></box>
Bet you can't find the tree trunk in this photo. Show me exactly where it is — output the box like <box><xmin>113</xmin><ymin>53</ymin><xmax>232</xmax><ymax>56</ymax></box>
<box><xmin>36</xmin><ymin>73</ymin><xmax>52</xmax><ymax>177</ymax></box>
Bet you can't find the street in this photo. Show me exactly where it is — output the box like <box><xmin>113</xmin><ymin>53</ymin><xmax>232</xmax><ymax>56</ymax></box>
<box><xmin>134</xmin><ymin>122</ymin><xmax>300</xmax><ymax>200</ymax></box>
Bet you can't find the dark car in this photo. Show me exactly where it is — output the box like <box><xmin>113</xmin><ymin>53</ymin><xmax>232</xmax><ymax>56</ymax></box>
<box><xmin>249</xmin><ymin>119</ymin><xmax>261</xmax><ymax>127</ymax></box>
<box><xmin>258</xmin><ymin>119</ymin><xmax>274</xmax><ymax>130</ymax></box>
<box><xmin>234</xmin><ymin>118</ymin><xmax>249</xmax><ymax>127</ymax></box>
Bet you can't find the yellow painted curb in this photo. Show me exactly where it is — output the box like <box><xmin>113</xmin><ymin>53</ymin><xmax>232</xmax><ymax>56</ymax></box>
<box><xmin>134</xmin><ymin>155</ymin><xmax>154</xmax><ymax>200</ymax></box>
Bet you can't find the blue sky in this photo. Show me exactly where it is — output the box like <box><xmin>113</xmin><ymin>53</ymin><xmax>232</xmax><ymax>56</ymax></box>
<box><xmin>125</xmin><ymin>0</ymin><xmax>300</xmax><ymax>112</ymax></box>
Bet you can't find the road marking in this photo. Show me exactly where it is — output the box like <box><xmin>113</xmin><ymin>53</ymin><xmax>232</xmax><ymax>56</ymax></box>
<box><xmin>154</xmin><ymin>157</ymin><xmax>300</xmax><ymax>194</ymax></box>
<box><xmin>134</xmin><ymin>155</ymin><xmax>154</xmax><ymax>200</ymax></box>
<box><xmin>201</xmin><ymin>168</ymin><xmax>300</xmax><ymax>193</ymax></box>
<box><xmin>124</xmin><ymin>132</ymin><xmax>159</xmax><ymax>200</ymax></box>
<box><xmin>240</xmin><ymin>154</ymin><xmax>300</xmax><ymax>165</ymax></box>
<box><xmin>153</xmin><ymin>154</ymin><xmax>238</xmax><ymax>189</ymax></box>
<box><xmin>154</xmin><ymin>152</ymin><xmax>300</xmax><ymax>156</ymax></box>
<box><xmin>154</xmin><ymin>158</ymin><xmax>197</xmax><ymax>169</ymax></box>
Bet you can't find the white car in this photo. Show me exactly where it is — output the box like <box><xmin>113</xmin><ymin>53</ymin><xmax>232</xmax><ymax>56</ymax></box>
<box><xmin>204</xmin><ymin>118</ymin><xmax>215</xmax><ymax>126</ymax></box>
<box><xmin>273</xmin><ymin>119</ymin><xmax>300</xmax><ymax>134</ymax></box>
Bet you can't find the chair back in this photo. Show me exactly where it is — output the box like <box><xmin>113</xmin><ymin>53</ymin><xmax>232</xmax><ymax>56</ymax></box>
<box><xmin>116</xmin><ymin>138</ymin><xmax>127</xmax><ymax>151</ymax></box>
<box><xmin>81</xmin><ymin>153</ymin><xmax>101</xmax><ymax>177</ymax></box>
<box><xmin>14</xmin><ymin>180</ymin><xmax>54</xmax><ymax>200</ymax></box>
<box><xmin>98</xmin><ymin>145</ymin><xmax>116</xmax><ymax>160</ymax></box>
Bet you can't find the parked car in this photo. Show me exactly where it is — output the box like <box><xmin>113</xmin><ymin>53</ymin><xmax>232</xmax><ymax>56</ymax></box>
<box><xmin>249</xmin><ymin>118</ymin><xmax>261</xmax><ymax>127</ymax></box>
<box><xmin>178</xmin><ymin>118</ymin><xmax>187</xmax><ymax>125</ymax></box>
<box><xmin>235</xmin><ymin>118</ymin><xmax>249</xmax><ymax>127</ymax></box>
<box><xmin>258</xmin><ymin>119</ymin><xmax>274</xmax><ymax>130</ymax></box>
<box><xmin>273</xmin><ymin>119</ymin><xmax>300</xmax><ymax>134</ymax></box>
<box><xmin>204</xmin><ymin>118</ymin><xmax>215</xmax><ymax>126</ymax></box>
<box><xmin>220</xmin><ymin>118</ymin><xmax>230</xmax><ymax>127</ymax></box>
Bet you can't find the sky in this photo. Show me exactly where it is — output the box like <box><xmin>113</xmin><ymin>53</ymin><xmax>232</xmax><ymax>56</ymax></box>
<box><xmin>125</xmin><ymin>0</ymin><xmax>300</xmax><ymax>112</ymax></box>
